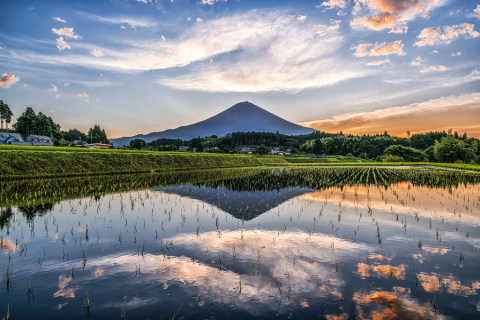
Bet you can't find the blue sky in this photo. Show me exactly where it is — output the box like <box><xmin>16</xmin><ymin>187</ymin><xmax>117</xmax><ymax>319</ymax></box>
<box><xmin>1</xmin><ymin>0</ymin><xmax>479</xmax><ymax>138</ymax></box>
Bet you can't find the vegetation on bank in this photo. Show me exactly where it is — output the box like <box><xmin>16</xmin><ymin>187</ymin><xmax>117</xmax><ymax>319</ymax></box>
<box><xmin>0</xmin><ymin>148</ymin><xmax>263</xmax><ymax>179</ymax></box>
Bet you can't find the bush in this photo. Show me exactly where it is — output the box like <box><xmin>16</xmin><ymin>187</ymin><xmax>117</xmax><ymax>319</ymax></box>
<box><xmin>383</xmin><ymin>155</ymin><xmax>404</xmax><ymax>162</ymax></box>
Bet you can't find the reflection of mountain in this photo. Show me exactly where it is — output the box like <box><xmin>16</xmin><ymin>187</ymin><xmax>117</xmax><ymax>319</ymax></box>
<box><xmin>154</xmin><ymin>184</ymin><xmax>313</xmax><ymax>220</ymax></box>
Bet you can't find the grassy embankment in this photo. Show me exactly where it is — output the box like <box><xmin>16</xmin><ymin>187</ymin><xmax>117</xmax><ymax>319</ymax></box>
<box><xmin>254</xmin><ymin>155</ymin><xmax>480</xmax><ymax>171</ymax></box>
<box><xmin>0</xmin><ymin>145</ymin><xmax>263</xmax><ymax>179</ymax></box>
<box><xmin>1</xmin><ymin>146</ymin><xmax>479</xmax><ymax>179</ymax></box>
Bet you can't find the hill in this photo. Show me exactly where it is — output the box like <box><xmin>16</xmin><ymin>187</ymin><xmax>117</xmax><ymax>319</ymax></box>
<box><xmin>111</xmin><ymin>101</ymin><xmax>314</xmax><ymax>146</ymax></box>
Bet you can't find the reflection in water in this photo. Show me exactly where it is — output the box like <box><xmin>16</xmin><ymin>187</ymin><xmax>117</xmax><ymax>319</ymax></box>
<box><xmin>353</xmin><ymin>290</ymin><xmax>443</xmax><ymax>320</ymax></box>
<box><xmin>155</xmin><ymin>185</ymin><xmax>313</xmax><ymax>220</ymax></box>
<box><xmin>0</xmin><ymin>167</ymin><xmax>479</xmax><ymax>319</ymax></box>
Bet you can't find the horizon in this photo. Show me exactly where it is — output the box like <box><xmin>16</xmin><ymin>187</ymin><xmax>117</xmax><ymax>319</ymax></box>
<box><xmin>1</xmin><ymin>0</ymin><xmax>479</xmax><ymax>139</ymax></box>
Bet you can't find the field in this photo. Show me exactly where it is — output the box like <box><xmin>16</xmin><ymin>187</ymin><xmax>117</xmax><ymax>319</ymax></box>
<box><xmin>1</xmin><ymin>166</ymin><xmax>479</xmax><ymax>319</ymax></box>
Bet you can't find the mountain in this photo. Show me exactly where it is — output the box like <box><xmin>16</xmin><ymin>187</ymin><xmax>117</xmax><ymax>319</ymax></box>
<box><xmin>110</xmin><ymin>101</ymin><xmax>315</xmax><ymax>146</ymax></box>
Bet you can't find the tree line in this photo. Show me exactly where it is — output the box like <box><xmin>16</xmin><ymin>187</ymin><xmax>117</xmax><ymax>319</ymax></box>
<box><xmin>1</xmin><ymin>104</ymin><xmax>109</xmax><ymax>145</ymax></box>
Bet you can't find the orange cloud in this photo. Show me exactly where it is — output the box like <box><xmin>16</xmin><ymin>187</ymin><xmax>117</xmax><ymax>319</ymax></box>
<box><xmin>420</xmin><ymin>65</ymin><xmax>448</xmax><ymax>73</ymax></box>
<box><xmin>353</xmin><ymin>41</ymin><xmax>404</xmax><ymax>57</ymax></box>
<box><xmin>299</xmin><ymin>93</ymin><xmax>480</xmax><ymax>138</ymax></box>
<box><xmin>415</xmin><ymin>23</ymin><xmax>480</xmax><ymax>46</ymax></box>
<box><xmin>75</xmin><ymin>92</ymin><xmax>89</xmax><ymax>97</ymax></box>
<box><xmin>351</xmin><ymin>0</ymin><xmax>446</xmax><ymax>32</ymax></box>
<box><xmin>367</xmin><ymin>59</ymin><xmax>390</xmax><ymax>66</ymax></box>
<box><xmin>0</xmin><ymin>73</ymin><xmax>20</xmax><ymax>88</ymax></box>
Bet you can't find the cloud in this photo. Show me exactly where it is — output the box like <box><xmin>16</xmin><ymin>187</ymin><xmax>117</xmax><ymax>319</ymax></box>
<box><xmin>75</xmin><ymin>92</ymin><xmax>89</xmax><ymax>97</ymax></box>
<box><xmin>200</xmin><ymin>0</ymin><xmax>226</xmax><ymax>5</ymax></box>
<box><xmin>10</xmin><ymin>11</ymin><xmax>367</xmax><ymax>93</ymax></box>
<box><xmin>56</xmin><ymin>37</ymin><xmax>71</xmax><ymax>50</ymax></box>
<box><xmin>351</xmin><ymin>0</ymin><xmax>447</xmax><ymax>32</ymax></box>
<box><xmin>367</xmin><ymin>58</ymin><xmax>390</xmax><ymax>66</ymax></box>
<box><xmin>467</xmin><ymin>5</ymin><xmax>480</xmax><ymax>19</ymax></box>
<box><xmin>196</xmin><ymin>17</ymin><xmax>203</xmax><ymax>22</ymax></box>
<box><xmin>299</xmin><ymin>92</ymin><xmax>480</xmax><ymax>138</ymax></box>
<box><xmin>90</xmin><ymin>49</ymin><xmax>105</xmax><ymax>57</ymax></box>
<box><xmin>52</xmin><ymin>16</ymin><xmax>66</xmax><ymax>23</ymax></box>
<box><xmin>420</xmin><ymin>65</ymin><xmax>448</xmax><ymax>73</ymax></box>
<box><xmin>297</xmin><ymin>15</ymin><xmax>307</xmax><ymax>21</ymax></box>
<box><xmin>0</xmin><ymin>73</ymin><xmax>20</xmax><ymax>88</ymax></box>
<box><xmin>320</xmin><ymin>0</ymin><xmax>347</xmax><ymax>10</ymax></box>
<box><xmin>415</xmin><ymin>23</ymin><xmax>480</xmax><ymax>46</ymax></box>
<box><xmin>52</xmin><ymin>27</ymin><xmax>81</xmax><ymax>39</ymax></box>
<box><xmin>48</xmin><ymin>84</ymin><xmax>58</xmax><ymax>92</ymax></box>
<box><xmin>388</xmin><ymin>25</ymin><xmax>408</xmax><ymax>33</ymax></box>
<box><xmin>78</xmin><ymin>12</ymin><xmax>156</xmax><ymax>28</ymax></box>
<box><xmin>410</xmin><ymin>56</ymin><xmax>424</xmax><ymax>66</ymax></box>
<box><xmin>353</xmin><ymin>40</ymin><xmax>405</xmax><ymax>57</ymax></box>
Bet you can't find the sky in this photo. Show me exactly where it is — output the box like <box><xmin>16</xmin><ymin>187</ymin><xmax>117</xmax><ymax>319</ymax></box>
<box><xmin>1</xmin><ymin>0</ymin><xmax>479</xmax><ymax>139</ymax></box>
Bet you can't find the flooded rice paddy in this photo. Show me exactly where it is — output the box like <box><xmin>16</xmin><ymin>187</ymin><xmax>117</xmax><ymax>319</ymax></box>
<box><xmin>1</xmin><ymin>167</ymin><xmax>480</xmax><ymax>319</ymax></box>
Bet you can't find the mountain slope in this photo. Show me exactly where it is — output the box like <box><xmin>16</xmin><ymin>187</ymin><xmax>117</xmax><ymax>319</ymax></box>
<box><xmin>111</xmin><ymin>101</ymin><xmax>315</xmax><ymax>146</ymax></box>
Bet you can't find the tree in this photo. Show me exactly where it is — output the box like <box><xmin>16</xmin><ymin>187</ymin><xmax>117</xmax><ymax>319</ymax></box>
<box><xmin>433</xmin><ymin>135</ymin><xmax>477</xmax><ymax>163</ymax></box>
<box><xmin>87</xmin><ymin>125</ymin><xmax>109</xmax><ymax>144</ymax></box>
<box><xmin>12</xmin><ymin>107</ymin><xmax>37</xmax><ymax>137</ymax></box>
<box><xmin>0</xmin><ymin>100</ymin><xmax>13</xmax><ymax>130</ymax></box>
<box><xmin>129</xmin><ymin>138</ymin><xmax>147</xmax><ymax>149</ymax></box>
<box><xmin>62</xmin><ymin>128</ymin><xmax>87</xmax><ymax>142</ymax></box>
<box><xmin>254</xmin><ymin>144</ymin><xmax>269</xmax><ymax>155</ymax></box>
<box><xmin>312</xmin><ymin>139</ymin><xmax>325</xmax><ymax>155</ymax></box>
<box><xmin>383</xmin><ymin>145</ymin><xmax>427</xmax><ymax>162</ymax></box>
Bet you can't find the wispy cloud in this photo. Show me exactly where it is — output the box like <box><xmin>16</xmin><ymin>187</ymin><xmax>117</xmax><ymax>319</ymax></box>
<box><xmin>299</xmin><ymin>93</ymin><xmax>480</xmax><ymax>137</ymax></box>
<box><xmin>467</xmin><ymin>5</ymin><xmax>480</xmax><ymax>19</ymax></box>
<box><xmin>52</xmin><ymin>27</ymin><xmax>81</xmax><ymax>39</ymax></box>
<box><xmin>353</xmin><ymin>41</ymin><xmax>405</xmax><ymax>57</ymax></box>
<box><xmin>78</xmin><ymin>12</ymin><xmax>156</xmax><ymax>28</ymax></box>
<box><xmin>0</xmin><ymin>73</ymin><xmax>20</xmax><ymax>88</ymax></box>
<box><xmin>9</xmin><ymin>10</ymin><xmax>367</xmax><ymax>93</ymax></box>
<box><xmin>319</xmin><ymin>0</ymin><xmax>347</xmax><ymax>10</ymax></box>
<box><xmin>367</xmin><ymin>59</ymin><xmax>390</xmax><ymax>66</ymax></box>
<box><xmin>52</xmin><ymin>16</ymin><xmax>66</xmax><ymax>23</ymax></box>
<box><xmin>90</xmin><ymin>49</ymin><xmax>105</xmax><ymax>57</ymax></box>
<box><xmin>199</xmin><ymin>0</ymin><xmax>226</xmax><ymax>5</ymax></box>
<box><xmin>351</xmin><ymin>0</ymin><xmax>447</xmax><ymax>32</ymax></box>
<box><xmin>55</xmin><ymin>37</ymin><xmax>71</xmax><ymax>50</ymax></box>
<box><xmin>415</xmin><ymin>23</ymin><xmax>480</xmax><ymax>46</ymax></box>
<box><xmin>420</xmin><ymin>65</ymin><xmax>448</xmax><ymax>73</ymax></box>
<box><xmin>48</xmin><ymin>84</ymin><xmax>58</xmax><ymax>92</ymax></box>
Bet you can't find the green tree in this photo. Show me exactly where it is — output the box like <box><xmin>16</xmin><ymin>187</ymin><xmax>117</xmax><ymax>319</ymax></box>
<box><xmin>383</xmin><ymin>145</ymin><xmax>427</xmax><ymax>162</ymax></box>
<box><xmin>87</xmin><ymin>125</ymin><xmax>109</xmax><ymax>144</ymax></box>
<box><xmin>433</xmin><ymin>135</ymin><xmax>477</xmax><ymax>163</ymax></box>
<box><xmin>0</xmin><ymin>100</ymin><xmax>14</xmax><ymax>130</ymax></box>
<box><xmin>129</xmin><ymin>138</ymin><xmax>147</xmax><ymax>149</ymax></box>
<box><xmin>62</xmin><ymin>128</ymin><xmax>87</xmax><ymax>142</ymax></box>
<box><xmin>254</xmin><ymin>144</ymin><xmax>269</xmax><ymax>155</ymax></box>
<box><xmin>312</xmin><ymin>139</ymin><xmax>325</xmax><ymax>155</ymax></box>
<box><xmin>12</xmin><ymin>107</ymin><xmax>37</xmax><ymax>137</ymax></box>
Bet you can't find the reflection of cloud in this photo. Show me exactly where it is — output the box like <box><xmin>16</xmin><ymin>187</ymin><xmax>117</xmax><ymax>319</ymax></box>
<box><xmin>93</xmin><ymin>268</ymin><xmax>104</xmax><ymax>277</ymax></box>
<box><xmin>299</xmin><ymin>92</ymin><xmax>480</xmax><ymax>138</ymax></box>
<box><xmin>53</xmin><ymin>275</ymin><xmax>77</xmax><ymax>298</ymax></box>
<box><xmin>418</xmin><ymin>272</ymin><xmax>478</xmax><ymax>296</ymax></box>
<box><xmin>357</xmin><ymin>263</ymin><xmax>406</xmax><ymax>279</ymax></box>
<box><xmin>353</xmin><ymin>290</ymin><xmax>441</xmax><ymax>320</ymax></box>
<box><xmin>85</xmin><ymin>230</ymin><xmax>370</xmax><ymax>314</ymax></box>
<box><xmin>1</xmin><ymin>238</ymin><xmax>16</xmax><ymax>252</ymax></box>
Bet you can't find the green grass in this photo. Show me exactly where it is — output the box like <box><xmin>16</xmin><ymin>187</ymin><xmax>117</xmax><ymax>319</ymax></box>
<box><xmin>264</xmin><ymin>161</ymin><xmax>480</xmax><ymax>171</ymax></box>
<box><xmin>0</xmin><ymin>147</ymin><xmax>263</xmax><ymax>179</ymax></box>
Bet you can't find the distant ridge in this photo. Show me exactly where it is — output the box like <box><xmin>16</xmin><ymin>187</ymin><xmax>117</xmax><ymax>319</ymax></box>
<box><xmin>111</xmin><ymin>101</ymin><xmax>315</xmax><ymax>146</ymax></box>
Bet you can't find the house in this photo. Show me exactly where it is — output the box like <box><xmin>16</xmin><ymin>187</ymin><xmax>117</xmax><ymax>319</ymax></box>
<box><xmin>27</xmin><ymin>135</ymin><xmax>52</xmax><ymax>143</ymax></box>
<box><xmin>0</xmin><ymin>132</ymin><xmax>24</xmax><ymax>145</ymax></box>
<box><xmin>204</xmin><ymin>146</ymin><xmax>220</xmax><ymax>152</ymax></box>
<box><xmin>241</xmin><ymin>147</ymin><xmax>253</xmax><ymax>153</ymax></box>
<box><xmin>85</xmin><ymin>143</ymin><xmax>112</xmax><ymax>149</ymax></box>
<box><xmin>269</xmin><ymin>147</ymin><xmax>281</xmax><ymax>155</ymax></box>
<box><xmin>178</xmin><ymin>146</ymin><xmax>189</xmax><ymax>151</ymax></box>
<box><xmin>283</xmin><ymin>149</ymin><xmax>292</xmax><ymax>156</ymax></box>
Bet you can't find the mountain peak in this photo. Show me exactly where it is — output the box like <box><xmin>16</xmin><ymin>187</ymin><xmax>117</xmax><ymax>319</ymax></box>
<box><xmin>111</xmin><ymin>101</ymin><xmax>315</xmax><ymax>146</ymax></box>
